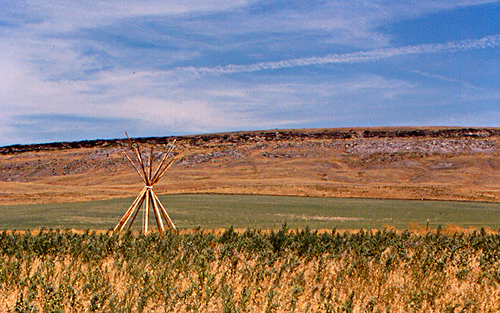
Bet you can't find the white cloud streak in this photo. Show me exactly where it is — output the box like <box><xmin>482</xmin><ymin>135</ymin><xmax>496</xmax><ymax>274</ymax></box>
<box><xmin>8</xmin><ymin>0</ymin><xmax>257</xmax><ymax>32</ymax></box>
<box><xmin>180</xmin><ymin>34</ymin><xmax>500</xmax><ymax>75</ymax></box>
<box><xmin>1</xmin><ymin>1</ymin><xmax>499</xmax><ymax>145</ymax></box>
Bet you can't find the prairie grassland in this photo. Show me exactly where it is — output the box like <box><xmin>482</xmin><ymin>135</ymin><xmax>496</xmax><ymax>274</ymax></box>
<box><xmin>2</xmin><ymin>228</ymin><xmax>500</xmax><ymax>312</ymax></box>
<box><xmin>1</xmin><ymin>194</ymin><xmax>500</xmax><ymax>230</ymax></box>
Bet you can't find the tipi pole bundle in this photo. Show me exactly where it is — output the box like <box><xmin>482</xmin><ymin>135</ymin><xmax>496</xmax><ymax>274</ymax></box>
<box><xmin>122</xmin><ymin>151</ymin><xmax>147</xmax><ymax>183</ymax></box>
<box><xmin>113</xmin><ymin>133</ymin><xmax>177</xmax><ymax>234</ymax></box>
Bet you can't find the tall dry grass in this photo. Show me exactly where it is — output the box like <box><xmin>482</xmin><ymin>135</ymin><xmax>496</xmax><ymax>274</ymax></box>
<box><xmin>1</xmin><ymin>227</ymin><xmax>499</xmax><ymax>312</ymax></box>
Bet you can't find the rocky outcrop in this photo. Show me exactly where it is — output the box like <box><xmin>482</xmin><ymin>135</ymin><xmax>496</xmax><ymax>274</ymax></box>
<box><xmin>2</xmin><ymin>127</ymin><xmax>499</xmax><ymax>155</ymax></box>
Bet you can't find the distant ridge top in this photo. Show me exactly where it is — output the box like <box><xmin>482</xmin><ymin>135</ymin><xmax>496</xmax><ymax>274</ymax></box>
<box><xmin>2</xmin><ymin>127</ymin><xmax>500</xmax><ymax>155</ymax></box>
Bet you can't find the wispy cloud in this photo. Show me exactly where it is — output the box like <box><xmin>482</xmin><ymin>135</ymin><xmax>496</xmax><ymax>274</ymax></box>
<box><xmin>1</xmin><ymin>1</ymin><xmax>499</xmax><ymax>146</ymax></box>
<box><xmin>180</xmin><ymin>34</ymin><xmax>500</xmax><ymax>75</ymax></box>
<box><xmin>1</xmin><ymin>0</ymin><xmax>257</xmax><ymax>32</ymax></box>
<box><xmin>409</xmin><ymin>69</ymin><xmax>485</xmax><ymax>91</ymax></box>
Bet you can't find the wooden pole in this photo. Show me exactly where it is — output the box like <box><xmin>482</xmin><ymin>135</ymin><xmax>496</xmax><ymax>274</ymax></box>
<box><xmin>150</xmin><ymin>141</ymin><xmax>176</xmax><ymax>183</ymax></box>
<box><xmin>152</xmin><ymin>190</ymin><xmax>176</xmax><ymax>229</ymax></box>
<box><xmin>144</xmin><ymin>188</ymin><xmax>151</xmax><ymax>233</ymax></box>
<box><xmin>151</xmin><ymin>159</ymin><xmax>175</xmax><ymax>186</ymax></box>
<box><xmin>123</xmin><ymin>151</ymin><xmax>147</xmax><ymax>184</ymax></box>
<box><xmin>128</xmin><ymin>195</ymin><xmax>146</xmax><ymax>231</ymax></box>
<box><xmin>149</xmin><ymin>147</ymin><xmax>154</xmax><ymax>183</ymax></box>
<box><xmin>125</xmin><ymin>132</ymin><xmax>150</xmax><ymax>185</ymax></box>
<box><xmin>113</xmin><ymin>187</ymin><xmax>147</xmax><ymax>234</ymax></box>
<box><xmin>151</xmin><ymin>192</ymin><xmax>165</xmax><ymax>233</ymax></box>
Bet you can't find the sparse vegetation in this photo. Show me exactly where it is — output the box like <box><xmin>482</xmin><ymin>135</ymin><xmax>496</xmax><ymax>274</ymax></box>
<box><xmin>2</xmin><ymin>227</ymin><xmax>500</xmax><ymax>312</ymax></box>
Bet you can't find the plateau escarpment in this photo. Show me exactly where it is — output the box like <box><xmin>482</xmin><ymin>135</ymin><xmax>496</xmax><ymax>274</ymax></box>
<box><xmin>1</xmin><ymin>127</ymin><xmax>499</xmax><ymax>205</ymax></box>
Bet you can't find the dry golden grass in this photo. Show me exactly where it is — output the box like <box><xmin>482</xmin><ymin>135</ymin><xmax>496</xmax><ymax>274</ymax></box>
<box><xmin>2</xmin><ymin>228</ymin><xmax>500</xmax><ymax>312</ymax></box>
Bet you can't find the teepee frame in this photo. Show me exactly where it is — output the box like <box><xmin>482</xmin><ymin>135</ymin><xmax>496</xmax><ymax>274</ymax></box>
<box><xmin>113</xmin><ymin>132</ymin><xmax>176</xmax><ymax>234</ymax></box>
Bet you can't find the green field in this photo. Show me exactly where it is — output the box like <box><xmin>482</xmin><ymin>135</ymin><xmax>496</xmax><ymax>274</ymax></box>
<box><xmin>1</xmin><ymin>194</ymin><xmax>500</xmax><ymax>230</ymax></box>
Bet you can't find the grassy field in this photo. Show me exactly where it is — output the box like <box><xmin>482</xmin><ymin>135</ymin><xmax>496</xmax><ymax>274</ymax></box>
<box><xmin>2</xmin><ymin>228</ymin><xmax>500</xmax><ymax>312</ymax></box>
<box><xmin>1</xmin><ymin>194</ymin><xmax>500</xmax><ymax>231</ymax></box>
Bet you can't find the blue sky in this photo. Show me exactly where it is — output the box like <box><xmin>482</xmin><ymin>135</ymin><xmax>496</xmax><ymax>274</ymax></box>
<box><xmin>0</xmin><ymin>0</ymin><xmax>499</xmax><ymax>146</ymax></box>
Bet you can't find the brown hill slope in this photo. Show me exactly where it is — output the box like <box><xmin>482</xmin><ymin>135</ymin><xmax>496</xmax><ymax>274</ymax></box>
<box><xmin>1</xmin><ymin>127</ymin><xmax>500</xmax><ymax>205</ymax></box>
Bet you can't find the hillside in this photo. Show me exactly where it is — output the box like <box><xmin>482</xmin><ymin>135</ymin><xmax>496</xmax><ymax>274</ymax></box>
<box><xmin>1</xmin><ymin>127</ymin><xmax>500</xmax><ymax>205</ymax></box>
